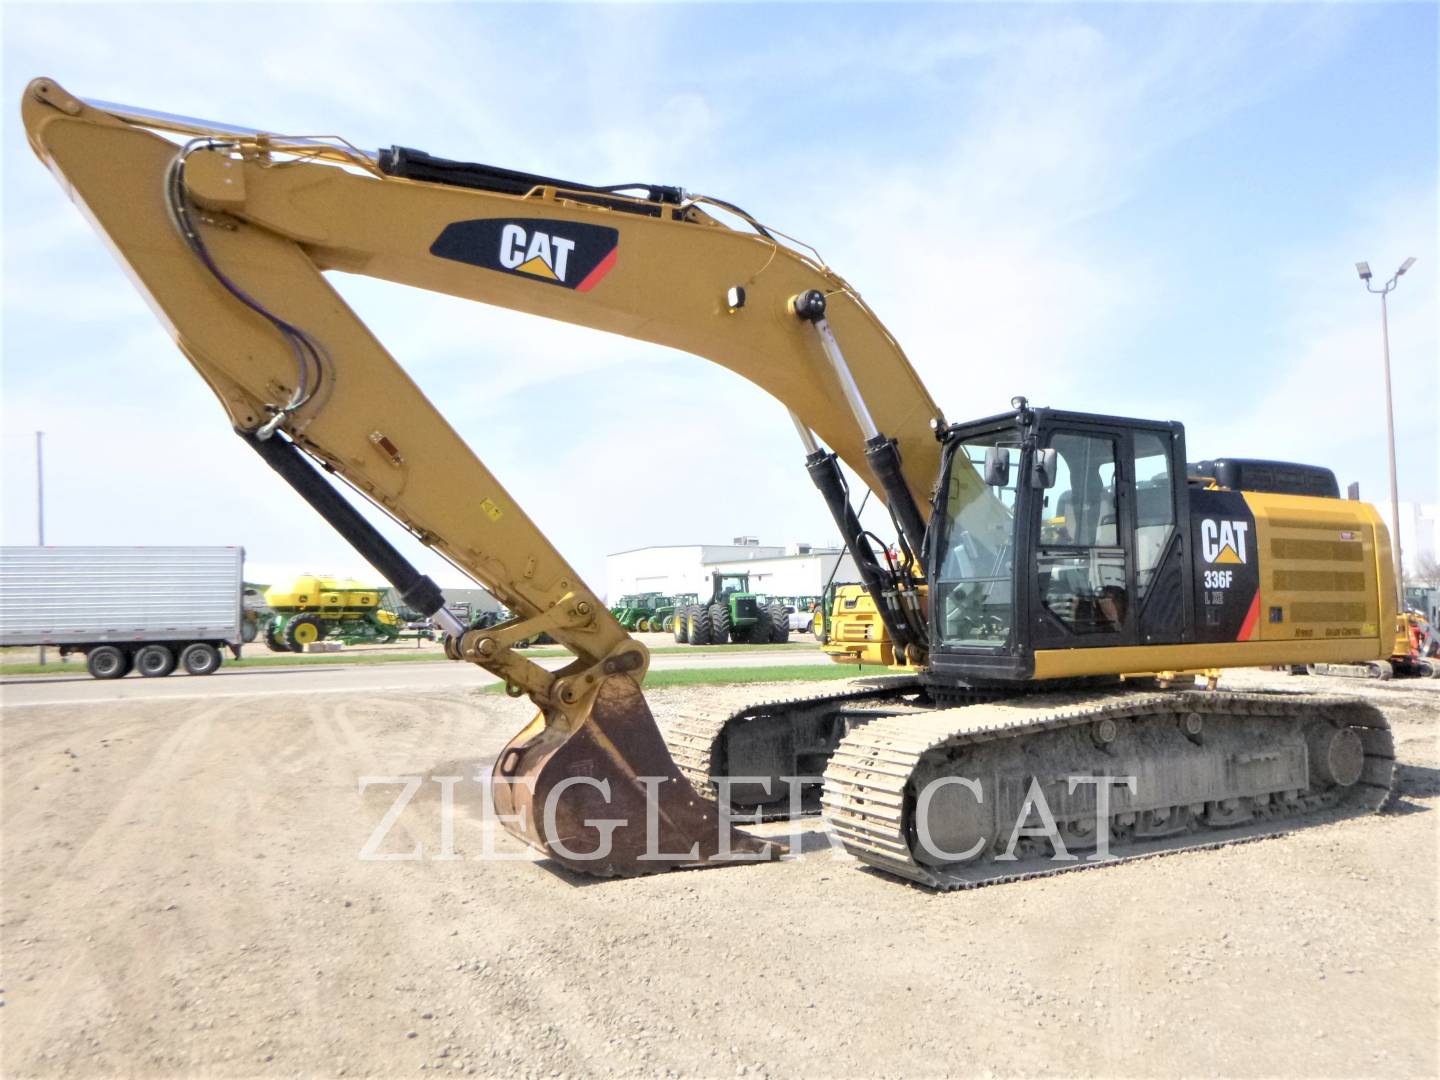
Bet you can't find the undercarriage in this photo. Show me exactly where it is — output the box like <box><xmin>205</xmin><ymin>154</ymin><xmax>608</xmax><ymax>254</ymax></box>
<box><xmin>663</xmin><ymin>681</ymin><xmax>1396</xmax><ymax>888</ymax></box>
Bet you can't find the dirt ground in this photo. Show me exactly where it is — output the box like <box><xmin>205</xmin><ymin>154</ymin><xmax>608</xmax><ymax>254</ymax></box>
<box><xmin>3</xmin><ymin>668</ymin><xmax>1436</xmax><ymax>1078</ymax></box>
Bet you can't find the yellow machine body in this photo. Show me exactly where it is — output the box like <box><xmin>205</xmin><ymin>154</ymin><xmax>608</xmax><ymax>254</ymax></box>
<box><xmin>263</xmin><ymin>575</ymin><xmax>384</xmax><ymax>614</ymax></box>
<box><xmin>825</xmin><ymin>490</ymin><xmax>1395</xmax><ymax>678</ymax></box>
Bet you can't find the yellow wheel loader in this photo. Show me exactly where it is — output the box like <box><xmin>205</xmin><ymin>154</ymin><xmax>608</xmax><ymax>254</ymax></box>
<box><xmin>21</xmin><ymin>81</ymin><xmax>1399</xmax><ymax>887</ymax></box>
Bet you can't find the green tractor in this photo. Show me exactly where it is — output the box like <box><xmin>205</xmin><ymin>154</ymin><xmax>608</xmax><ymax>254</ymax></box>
<box><xmin>653</xmin><ymin>592</ymin><xmax>695</xmax><ymax>634</ymax></box>
<box><xmin>674</xmin><ymin>572</ymin><xmax>788</xmax><ymax>645</ymax></box>
<box><xmin>609</xmin><ymin>592</ymin><xmax>666</xmax><ymax>632</ymax></box>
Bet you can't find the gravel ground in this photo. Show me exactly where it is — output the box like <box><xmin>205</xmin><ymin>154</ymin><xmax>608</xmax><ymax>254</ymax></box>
<box><xmin>2</xmin><ymin>668</ymin><xmax>1436</xmax><ymax>1078</ymax></box>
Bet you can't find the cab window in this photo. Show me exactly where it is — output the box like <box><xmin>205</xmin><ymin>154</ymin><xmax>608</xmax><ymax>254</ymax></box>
<box><xmin>1133</xmin><ymin>431</ymin><xmax>1175</xmax><ymax>603</ymax></box>
<box><xmin>1038</xmin><ymin>433</ymin><xmax>1125</xmax><ymax>634</ymax></box>
<box><xmin>936</xmin><ymin>434</ymin><xmax>1019</xmax><ymax>646</ymax></box>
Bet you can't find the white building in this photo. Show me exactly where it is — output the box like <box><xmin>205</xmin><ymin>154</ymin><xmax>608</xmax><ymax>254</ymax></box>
<box><xmin>606</xmin><ymin>540</ymin><xmax>857</xmax><ymax>602</ymax></box>
<box><xmin>709</xmin><ymin>548</ymin><xmax>860</xmax><ymax>600</ymax></box>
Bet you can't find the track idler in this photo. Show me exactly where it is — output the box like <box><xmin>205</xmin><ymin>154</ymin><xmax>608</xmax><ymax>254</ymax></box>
<box><xmin>491</xmin><ymin>673</ymin><xmax>782</xmax><ymax>876</ymax></box>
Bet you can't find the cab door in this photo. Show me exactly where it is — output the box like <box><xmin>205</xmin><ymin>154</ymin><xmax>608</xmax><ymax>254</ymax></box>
<box><xmin>1129</xmin><ymin>425</ymin><xmax>1192</xmax><ymax>646</ymax></box>
<box><xmin>1030</xmin><ymin>427</ymin><xmax>1137</xmax><ymax>649</ymax></box>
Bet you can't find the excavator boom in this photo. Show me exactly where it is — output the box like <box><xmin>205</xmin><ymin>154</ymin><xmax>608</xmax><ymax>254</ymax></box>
<box><xmin>21</xmin><ymin>78</ymin><xmax>943</xmax><ymax>876</ymax></box>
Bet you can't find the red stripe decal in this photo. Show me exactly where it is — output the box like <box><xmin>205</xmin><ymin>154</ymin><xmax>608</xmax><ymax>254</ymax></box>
<box><xmin>575</xmin><ymin>247</ymin><xmax>617</xmax><ymax>292</ymax></box>
<box><xmin>1237</xmin><ymin>591</ymin><xmax>1261</xmax><ymax>641</ymax></box>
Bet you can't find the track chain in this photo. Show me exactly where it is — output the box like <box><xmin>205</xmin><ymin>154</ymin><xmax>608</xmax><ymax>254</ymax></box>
<box><xmin>822</xmin><ymin>689</ymin><xmax>1396</xmax><ymax>889</ymax></box>
<box><xmin>661</xmin><ymin>676</ymin><xmax>926</xmax><ymax>808</ymax></box>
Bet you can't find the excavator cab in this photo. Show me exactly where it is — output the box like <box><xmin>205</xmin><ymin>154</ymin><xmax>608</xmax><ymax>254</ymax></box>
<box><xmin>929</xmin><ymin>402</ymin><xmax>1191</xmax><ymax>685</ymax></box>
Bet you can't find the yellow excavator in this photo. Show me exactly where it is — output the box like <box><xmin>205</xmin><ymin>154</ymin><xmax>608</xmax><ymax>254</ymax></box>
<box><xmin>22</xmin><ymin>80</ymin><xmax>1399</xmax><ymax>888</ymax></box>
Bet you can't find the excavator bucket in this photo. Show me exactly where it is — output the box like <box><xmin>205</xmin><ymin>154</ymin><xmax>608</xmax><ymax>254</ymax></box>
<box><xmin>491</xmin><ymin>674</ymin><xmax>782</xmax><ymax>876</ymax></box>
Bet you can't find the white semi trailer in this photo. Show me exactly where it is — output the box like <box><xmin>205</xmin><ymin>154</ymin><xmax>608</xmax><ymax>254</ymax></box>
<box><xmin>0</xmin><ymin>546</ymin><xmax>245</xmax><ymax>679</ymax></box>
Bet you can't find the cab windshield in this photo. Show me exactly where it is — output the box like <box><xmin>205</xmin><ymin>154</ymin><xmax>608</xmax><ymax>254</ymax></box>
<box><xmin>936</xmin><ymin>433</ymin><xmax>1019</xmax><ymax>647</ymax></box>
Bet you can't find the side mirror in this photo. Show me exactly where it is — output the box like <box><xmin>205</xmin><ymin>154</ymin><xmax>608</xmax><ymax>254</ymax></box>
<box><xmin>1032</xmin><ymin>448</ymin><xmax>1058</xmax><ymax>489</ymax></box>
<box><xmin>983</xmin><ymin>446</ymin><xmax>1011</xmax><ymax>486</ymax></box>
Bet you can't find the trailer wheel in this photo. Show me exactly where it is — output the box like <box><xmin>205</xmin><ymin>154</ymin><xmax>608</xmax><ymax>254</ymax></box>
<box><xmin>135</xmin><ymin>644</ymin><xmax>177</xmax><ymax>677</ymax></box>
<box><xmin>180</xmin><ymin>643</ymin><xmax>222</xmax><ymax>676</ymax></box>
<box><xmin>87</xmin><ymin>645</ymin><xmax>128</xmax><ymax>680</ymax></box>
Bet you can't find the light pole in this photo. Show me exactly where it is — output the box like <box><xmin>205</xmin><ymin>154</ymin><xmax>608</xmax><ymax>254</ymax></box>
<box><xmin>1355</xmin><ymin>257</ymin><xmax>1416</xmax><ymax>608</ymax></box>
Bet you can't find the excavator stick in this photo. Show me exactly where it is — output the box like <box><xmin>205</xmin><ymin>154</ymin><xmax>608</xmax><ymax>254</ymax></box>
<box><xmin>493</xmin><ymin>675</ymin><xmax>782</xmax><ymax>875</ymax></box>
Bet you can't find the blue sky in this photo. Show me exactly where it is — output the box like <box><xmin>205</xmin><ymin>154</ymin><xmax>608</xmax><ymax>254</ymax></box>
<box><xmin>3</xmin><ymin>2</ymin><xmax>1436</xmax><ymax>594</ymax></box>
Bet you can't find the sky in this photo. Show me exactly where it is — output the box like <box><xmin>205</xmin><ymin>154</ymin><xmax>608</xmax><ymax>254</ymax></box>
<box><xmin>2</xmin><ymin>2</ymin><xmax>1436</xmax><ymax>598</ymax></box>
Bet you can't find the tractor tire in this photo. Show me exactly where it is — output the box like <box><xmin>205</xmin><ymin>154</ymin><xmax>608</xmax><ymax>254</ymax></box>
<box><xmin>264</xmin><ymin>619</ymin><xmax>289</xmax><ymax>652</ymax></box>
<box><xmin>86</xmin><ymin>644</ymin><xmax>129</xmax><ymax>680</ymax></box>
<box><xmin>710</xmin><ymin>603</ymin><xmax>732</xmax><ymax>645</ymax></box>
<box><xmin>180</xmin><ymin>642</ymin><xmax>223</xmax><ymax>676</ymax></box>
<box><xmin>692</xmin><ymin>605</ymin><xmax>714</xmax><ymax>646</ymax></box>
<box><xmin>768</xmin><ymin>603</ymin><xmax>790</xmax><ymax>643</ymax></box>
<box><xmin>672</xmin><ymin>613</ymin><xmax>685</xmax><ymax>642</ymax></box>
<box><xmin>746</xmin><ymin>615</ymin><xmax>772</xmax><ymax>645</ymax></box>
<box><xmin>135</xmin><ymin>644</ymin><xmax>177</xmax><ymax>677</ymax></box>
<box><xmin>662</xmin><ymin>615</ymin><xmax>675</xmax><ymax>633</ymax></box>
<box><xmin>637</xmin><ymin>617</ymin><xmax>651</xmax><ymax>632</ymax></box>
<box><xmin>284</xmin><ymin>615</ymin><xmax>325</xmax><ymax>652</ymax></box>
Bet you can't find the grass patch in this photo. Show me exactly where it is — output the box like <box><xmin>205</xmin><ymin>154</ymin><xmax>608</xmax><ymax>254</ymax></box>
<box><xmin>1</xmin><ymin>641</ymin><xmax>817</xmax><ymax>677</ymax></box>
<box><xmin>641</xmin><ymin>663</ymin><xmax>884</xmax><ymax>688</ymax></box>
<box><xmin>0</xmin><ymin>651</ymin><xmax>454</xmax><ymax>677</ymax></box>
<box><xmin>646</xmin><ymin>642</ymin><xmax>812</xmax><ymax>655</ymax></box>
<box><xmin>1</xmin><ymin>662</ymin><xmax>89</xmax><ymax>676</ymax></box>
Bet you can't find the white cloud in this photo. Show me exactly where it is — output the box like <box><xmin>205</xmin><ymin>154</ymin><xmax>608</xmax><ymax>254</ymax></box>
<box><xmin>2</xmin><ymin>2</ymin><xmax>1431</xmax><ymax>610</ymax></box>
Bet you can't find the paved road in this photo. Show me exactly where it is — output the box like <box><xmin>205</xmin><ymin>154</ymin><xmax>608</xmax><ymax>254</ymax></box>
<box><xmin>0</xmin><ymin>648</ymin><xmax>836</xmax><ymax>708</ymax></box>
